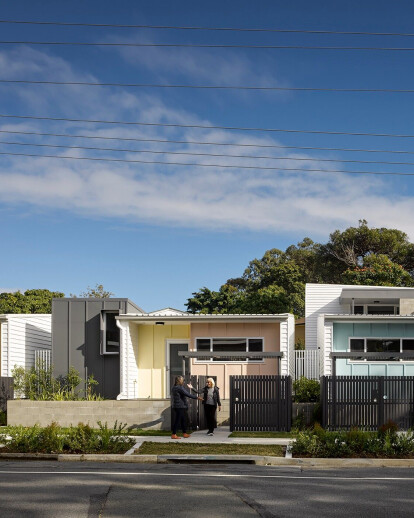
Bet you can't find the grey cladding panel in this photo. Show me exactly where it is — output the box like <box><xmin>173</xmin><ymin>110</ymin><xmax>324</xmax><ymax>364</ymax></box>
<box><xmin>52</xmin><ymin>300</ymin><xmax>69</xmax><ymax>377</ymax></box>
<box><xmin>69</xmin><ymin>301</ymin><xmax>86</xmax><ymax>374</ymax></box>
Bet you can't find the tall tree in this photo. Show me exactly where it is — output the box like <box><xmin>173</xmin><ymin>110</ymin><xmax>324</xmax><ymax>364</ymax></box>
<box><xmin>72</xmin><ymin>284</ymin><xmax>114</xmax><ymax>298</ymax></box>
<box><xmin>0</xmin><ymin>289</ymin><xmax>64</xmax><ymax>314</ymax></box>
<box><xmin>186</xmin><ymin>221</ymin><xmax>414</xmax><ymax>317</ymax></box>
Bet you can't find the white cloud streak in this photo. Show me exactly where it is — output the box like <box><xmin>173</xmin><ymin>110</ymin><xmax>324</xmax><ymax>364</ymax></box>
<box><xmin>0</xmin><ymin>46</ymin><xmax>413</xmax><ymax>238</ymax></box>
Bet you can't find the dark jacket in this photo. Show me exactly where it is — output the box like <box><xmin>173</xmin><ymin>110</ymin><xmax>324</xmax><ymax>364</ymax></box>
<box><xmin>193</xmin><ymin>385</ymin><xmax>221</xmax><ymax>408</ymax></box>
<box><xmin>171</xmin><ymin>384</ymin><xmax>198</xmax><ymax>409</ymax></box>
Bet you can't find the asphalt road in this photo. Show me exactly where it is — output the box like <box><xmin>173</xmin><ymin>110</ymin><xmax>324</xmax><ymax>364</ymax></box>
<box><xmin>0</xmin><ymin>461</ymin><xmax>413</xmax><ymax>517</ymax></box>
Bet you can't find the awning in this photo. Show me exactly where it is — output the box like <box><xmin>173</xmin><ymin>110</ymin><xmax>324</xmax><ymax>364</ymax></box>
<box><xmin>178</xmin><ymin>351</ymin><xmax>283</xmax><ymax>359</ymax></box>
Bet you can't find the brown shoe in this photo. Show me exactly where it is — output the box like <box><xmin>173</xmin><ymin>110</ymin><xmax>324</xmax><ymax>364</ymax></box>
<box><xmin>171</xmin><ymin>434</ymin><xmax>181</xmax><ymax>439</ymax></box>
<box><xmin>183</xmin><ymin>433</ymin><xmax>191</xmax><ymax>438</ymax></box>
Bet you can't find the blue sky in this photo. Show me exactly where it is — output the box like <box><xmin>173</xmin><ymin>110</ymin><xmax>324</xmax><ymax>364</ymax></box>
<box><xmin>1</xmin><ymin>1</ymin><xmax>414</xmax><ymax>311</ymax></box>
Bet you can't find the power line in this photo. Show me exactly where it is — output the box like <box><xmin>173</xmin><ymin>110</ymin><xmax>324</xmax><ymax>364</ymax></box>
<box><xmin>1</xmin><ymin>40</ymin><xmax>414</xmax><ymax>51</ymax></box>
<box><xmin>0</xmin><ymin>149</ymin><xmax>413</xmax><ymax>176</ymax></box>
<box><xmin>3</xmin><ymin>128</ymin><xmax>414</xmax><ymax>155</ymax></box>
<box><xmin>1</xmin><ymin>113</ymin><xmax>414</xmax><ymax>139</ymax></box>
<box><xmin>2</xmin><ymin>20</ymin><xmax>414</xmax><ymax>37</ymax></box>
<box><xmin>1</xmin><ymin>79</ymin><xmax>414</xmax><ymax>93</ymax></box>
<box><xmin>3</xmin><ymin>139</ymin><xmax>414</xmax><ymax>166</ymax></box>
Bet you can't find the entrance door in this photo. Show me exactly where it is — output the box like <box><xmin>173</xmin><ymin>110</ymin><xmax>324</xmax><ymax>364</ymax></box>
<box><xmin>166</xmin><ymin>341</ymin><xmax>190</xmax><ymax>396</ymax></box>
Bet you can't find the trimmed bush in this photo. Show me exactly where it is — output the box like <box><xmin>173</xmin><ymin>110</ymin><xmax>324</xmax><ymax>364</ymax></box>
<box><xmin>0</xmin><ymin>421</ymin><xmax>133</xmax><ymax>454</ymax></box>
<box><xmin>291</xmin><ymin>424</ymin><xmax>414</xmax><ymax>458</ymax></box>
<box><xmin>293</xmin><ymin>376</ymin><xmax>320</xmax><ymax>402</ymax></box>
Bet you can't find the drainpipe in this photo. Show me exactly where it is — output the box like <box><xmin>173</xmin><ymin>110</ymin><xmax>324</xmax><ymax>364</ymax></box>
<box><xmin>351</xmin><ymin>298</ymin><xmax>355</xmax><ymax>315</ymax></box>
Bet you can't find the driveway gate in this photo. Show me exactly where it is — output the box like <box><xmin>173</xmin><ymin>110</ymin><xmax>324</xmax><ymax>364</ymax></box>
<box><xmin>321</xmin><ymin>376</ymin><xmax>414</xmax><ymax>430</ymax></box>
<box><xmin>230</xmin><ymin>375</ymin><xmax>292</xmax><ymax>432</ymax></box>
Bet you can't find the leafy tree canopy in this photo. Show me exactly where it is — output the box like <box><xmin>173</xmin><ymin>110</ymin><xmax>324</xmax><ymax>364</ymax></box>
<box><xmin>0</xmin><ymin>289</ymin><xmax>64</xmax><ymax>314</ymax></box>
<box><xmin>186</xmin><ymin>221</ymin><xmax>414</xmax><ymax>317</ymax></box>
<box><xmin>71</xmin><ymin>284</ymin><xmax>114</xmax><ymax>298</ymax></box>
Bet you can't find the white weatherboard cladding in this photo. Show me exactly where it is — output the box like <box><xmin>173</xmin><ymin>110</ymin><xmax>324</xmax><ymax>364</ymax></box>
<box><xmin>0</xmin><ymin>315</ymin><xmax>51</xmax><ymax>376</ymax></box>
<box><xmin>305</xmin><ymin>284</ymin><xmax>347</xmax><ymax>349</ymax></box>
<box><xmin>117</xmin><ymin>321</ymin><xmax>139</xmax><ymax>400</ymax></box>
<box><xmin>279</xmin><ymin>315</ymin><xmax>295</xmax><ymax>377</ymax></box>
<box><xmin>319</xmin><ymin>316</ymin><xmax>333</xmax><ymax>376</ymax></box>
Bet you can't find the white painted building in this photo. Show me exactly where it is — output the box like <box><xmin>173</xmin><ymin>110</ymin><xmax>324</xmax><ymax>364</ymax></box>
<box><xmin>0</xmin><ymin>314</ymin><xmax>52</xmax><ymax>376</ymax></box>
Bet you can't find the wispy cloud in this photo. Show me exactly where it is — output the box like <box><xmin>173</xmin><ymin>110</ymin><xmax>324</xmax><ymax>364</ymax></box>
<box><xmin>0</xmin><ymin>46</ymin><xmax>413</xmax><ymax>239</ymax></box>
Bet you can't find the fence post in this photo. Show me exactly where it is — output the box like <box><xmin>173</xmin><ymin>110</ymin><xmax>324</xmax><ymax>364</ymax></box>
<box><xmin>378</xmin><ymin>376</ymin><xmax>384</xmax><ymax>428</ymax></box>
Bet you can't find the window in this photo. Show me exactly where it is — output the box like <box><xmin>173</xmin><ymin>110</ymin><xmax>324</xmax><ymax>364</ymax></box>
<box><xmin>195</xmin><ymin>337</ymin><xmax>264</xmax><ymax>362</ymax></box>
<box><xmin>352</xmin><ymin>304</ymin><xmax>399</xmax><ymax>315</ymax></box>
<box><xmin>349</xmin><ymin>337</ymin><xmax>414</xmax><ymax>361</ymax></box>
<box><xmin>102</xmin><ymin>311</ymin><xmax>120</xmax><ymax>354</ymax></box>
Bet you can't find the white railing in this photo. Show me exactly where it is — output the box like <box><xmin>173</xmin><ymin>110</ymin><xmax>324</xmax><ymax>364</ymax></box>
<box><xmin>295</xmin><ymin>350</ymin><xmax>319</xmax><ymax>380</ymax></box>
<box><xmin>35</xmin><ymin>349</ymin><xmax>52</xmax><ymax>371</ymax></box>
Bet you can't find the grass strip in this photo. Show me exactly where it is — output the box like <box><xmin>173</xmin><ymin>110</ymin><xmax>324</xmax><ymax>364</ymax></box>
<box><xmin>228</xmin><ymin>431</ymin><xmax>296</xmax><ymax>439</ymax></box>
<box><xmin>135</xmin><ymin>442</ymin><xmax>284</xmax><ymax>456</ymax></box>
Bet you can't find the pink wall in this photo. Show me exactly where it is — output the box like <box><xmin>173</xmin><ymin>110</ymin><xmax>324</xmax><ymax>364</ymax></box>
<box><xmin>190</xmin><ymin>322</ymin><xmax>280</xmax><ymax>399</ymax></box>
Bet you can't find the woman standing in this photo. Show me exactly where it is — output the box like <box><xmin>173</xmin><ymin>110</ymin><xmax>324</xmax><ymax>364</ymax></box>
<box><xmin>189</xmin><ymin>378</ymin><xmax>221</xmax><ymax>436</ymax></box>
<box><xmin>170</xmin><ymin>375</ymin><xmax>202</xmax><ymax>439</ymax></box>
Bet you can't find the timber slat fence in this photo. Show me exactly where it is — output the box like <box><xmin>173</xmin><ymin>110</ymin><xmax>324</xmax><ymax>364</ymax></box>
<box><xmin>0</xmin><ymin>377</ymin><xmax>14</xmax><ymax>412</ymax></box>
<box><xmin>295</xmin><ymin>350</ymin><xmax>319</xmax><ymax>380</ymax></box>
<box><xmin>322</xmin><ymin>376</ymin><xmax>414</xmax><ymax>430</ymax></box>
<box><xmin>230</xmin><ymin>375</ymin><xmax>292</xmax><ymax>432</ymax></box>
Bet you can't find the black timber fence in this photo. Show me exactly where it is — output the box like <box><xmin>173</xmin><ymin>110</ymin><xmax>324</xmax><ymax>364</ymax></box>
<box><xmin>0</xmin><ymin>377</ymin><xmax>14</xmax><ymax>413</ymax></box>
<box><xmin>230</xmin><ymin>375</ymin><xmax>292</xmax><ymax>432</ymax></box>
<box><xmin>321</xmin><ymin>376</ymin><xmax>414</xmax><ymax>431</ymax></box>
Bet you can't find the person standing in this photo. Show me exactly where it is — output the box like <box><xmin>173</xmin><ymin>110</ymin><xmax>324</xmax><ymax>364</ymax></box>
<box><xmin>189</xmin><ymin>377</ymin><xmax>221</xmax><ymax>436</ymax></box>
<box><xmin>170</xmin><ymin>375</ymin><xmax>202</xmax><ymax>439</ymax></box>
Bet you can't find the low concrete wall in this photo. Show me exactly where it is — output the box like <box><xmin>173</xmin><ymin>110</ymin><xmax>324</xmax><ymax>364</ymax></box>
<box><xmin>8</xmin><ymin>400</ymin><xmax>172</xmax><ymax>430</ymax></box>
<box><xmin>7</xmin><ymin>399</ymin><xmax>230</xmax><ymax>430</ymax></box>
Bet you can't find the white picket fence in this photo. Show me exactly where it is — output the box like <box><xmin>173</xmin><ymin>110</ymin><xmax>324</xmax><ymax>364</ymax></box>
<box><xmin>35</xmin><ymin>349</ymin><xmax>52</xmax><ymax>371</ymax></box>
<box><xmin>295</xmin><ymin>350</ymin><xmax>319</xmax><ymax>380</ymax></box>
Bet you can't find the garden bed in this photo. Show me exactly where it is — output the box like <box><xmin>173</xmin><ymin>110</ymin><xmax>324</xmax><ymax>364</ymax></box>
<box><xmin>135</xmin><ymin>442</ymin><xmax>284</xmax><ymax>456</ymax></box>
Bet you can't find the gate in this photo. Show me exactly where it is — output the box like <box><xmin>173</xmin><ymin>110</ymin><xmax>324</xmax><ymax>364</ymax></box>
<box><xmin>0</xmin><ymin>377</ymin><xmax>14</xmax><ymax>412</ymax></box>
<box><xmin>230</xmin><ymin>375</ymin><xmax>292</xmax><ymax>432</ymax></box>
<box><xmin>321</xmin><ymin>376</ymin><xmax>414</xmax><ymax>430</ymax></box>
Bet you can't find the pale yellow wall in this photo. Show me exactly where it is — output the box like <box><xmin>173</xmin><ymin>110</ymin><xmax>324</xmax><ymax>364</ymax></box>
<box><xmin>190</xmin><ymin>322</ymin><xmax>280</xmax><ymax>399</ymax></box>
<box><xmin>137</xmin><ymin>324</ymin><xmax>190</xmax><ymax>398</ymax></box>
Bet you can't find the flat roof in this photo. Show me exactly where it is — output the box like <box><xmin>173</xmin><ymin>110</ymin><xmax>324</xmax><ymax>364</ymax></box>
<box><xmin>324</xmin><ymin>314</ymin><xmax>414</xmax><ymax>322</ymax></box>
<box><xmin>117</xmin><ymin>313</ymin><xmax>292</xmax><ymax>324</ymax></box>
<box><xmin>340</xmin><ymin>286</ymin><xmax>414</xmax><ymax>304</ymax></box>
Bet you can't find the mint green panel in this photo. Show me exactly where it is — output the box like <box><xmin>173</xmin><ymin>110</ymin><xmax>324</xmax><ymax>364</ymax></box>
<box><xmin>336</xmin><ymin>359</ymin><xmax>351</xmax><ymax>375</ymax></box>
<box><xmin>387</xmin><ymin>364</ymin><xmax>404</xmax><ymax>376</ymax></box>
<box><xmin>369</xmin><ymin>364</ymin><xmax>387</xmax><ymax>376</ymax></box>
<box><xmin>371</xmin><ymin>324</ymin><xmax>388</xmax><ymax>336</ymax></box>
<box><xmin>403</xmin><ymin>364</ymin><xmax>414</xmax><ymax>375</ymax></box>
<box><xmin>350</xmin><ymin>363</ymin><xmax>369</xmax><ymax>376</ymax></box>
<box><xmin>353</xmin><ymin>323</ymin><xmax>371</xmax><ymax>336</ymax></box>
<box><xmin>389</xmin><ymin>324</ymin><xmax>405</xmax><ymax>336</ymax></box>
<box><xmin>404</xmin><ymin>324</ymin><xmax>414</xmax><ymax>337</ymax></box>
<box><xmin>333</xmin><ymin>323</ymin><xmax>353</xmax><ymax>351</ymax></box>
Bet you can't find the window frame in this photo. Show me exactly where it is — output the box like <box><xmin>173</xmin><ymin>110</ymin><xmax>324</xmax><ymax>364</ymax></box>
<box><xmin>194</xmin><ymin>336</ymin><xmax>265</xmax><ymax>363</ymax></box>
<box><xmin>101</xmin><ymin>310</ymin><xmax>120</xmax><ymax>355</ymax></box>
<box><xmin>348</xmin><ymin>336</ymin><xmax>414</xmax><ymax>362</ymax></box>
<box><xmin>351</xmin><ymin>304</ymin><xmax>399</xmax><ymax>315</ymax></box>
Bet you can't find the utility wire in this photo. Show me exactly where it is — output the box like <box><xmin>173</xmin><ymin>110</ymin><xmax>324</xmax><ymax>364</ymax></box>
<box><xmin>1</xmin><ymin>41</ymin><xmax>414</xmax><ymax>51</ymax></box>
<box><xmin>2</xmin><ymin>79</ymin><xmax>413</xmax><ymax>93</ymax></box>
<box><xmin>3</xmin><ymin>139</ymin><xmax>414</xmax><ymax>166</ymax></box>
<box><xmin>1</xmin><ymin>114</ymin><xmax>414</xmax><ymax>139</ymax></box>
<box><xmin>0</xmin><ymin>150</ymin><xmax>413</xmax><ymax>176</ymax></box>
<box><xmin>2</xmin><ymin>128</ymin><xmax>414</xmax><ymax>155</ymax></box>
<box><xmin>1</xmin><ymin>20</ymin><xmax>414</xmax><ymax>37</ymax></box>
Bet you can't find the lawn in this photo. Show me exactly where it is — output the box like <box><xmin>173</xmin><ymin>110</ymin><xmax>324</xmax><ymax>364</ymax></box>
<box><xmin>135</xmin><ymin>442</ymin><xmax>284</xmax><ymax>456</ymax></box>
<box><xmin>228</xmin><ymin>431</ymin><xmax>296</xmax><ymax>439</ymax></box>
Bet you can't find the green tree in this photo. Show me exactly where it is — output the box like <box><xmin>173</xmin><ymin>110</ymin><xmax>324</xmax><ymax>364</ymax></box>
<box><xmin>342</xmin><ymin>254</ymin><xmax>414</xmax><ymax>286</ymax></box>
<box><xmin>186</xmin><ymin>221</ymin><xmax>414</xmax><ymax>317</ymax></box>
<box><xmin>0</xmin><ymin>289</ymin><xmax>64</xmax><ymax>314</ymax></box>
<box><xmin>72</xmin><ymin>284</ymin><xmax>114</xmax><ymax>298</ymax></box>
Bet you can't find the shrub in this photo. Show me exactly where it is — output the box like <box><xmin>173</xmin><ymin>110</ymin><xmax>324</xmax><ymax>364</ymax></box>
<box><xmin>293</xmin><ymin>377</ymin><xmax>320</xmax><ymax>402</ymax></box>
<box><xmin>291</xmin><ymin>425</ymin><xmax>414</xmax><ymax>458</ymax></box>
<box><xmin>11</xmin><ymin>363</ymin><xmax>103</xmax><ymax>401</ymax></box>
<box><xmin>0</xmin><ymin>422</ymin><xmax>134</xmax><ymax>454</ymax></box>
<box><xmin>0</xmin><ymin>411</ymin><xmax>6</xmax><ymax>426</ymax></box>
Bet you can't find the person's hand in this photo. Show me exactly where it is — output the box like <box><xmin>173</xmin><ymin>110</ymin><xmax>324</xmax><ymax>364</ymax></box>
<box><xmin>198</xmin><ymin>397</ymin><xmax>203</xmax><ymax>401</ymax></box>
<box><xmin>218</xmin><ymin>406</ymin><xmax>222</xmax><ymax>412</ymax></box>
<box><xmin>187</xmin><ymin>383</ymin><xmax>193</xmax><ymax>389</ymax></box>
